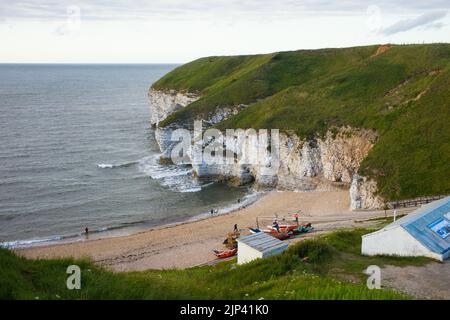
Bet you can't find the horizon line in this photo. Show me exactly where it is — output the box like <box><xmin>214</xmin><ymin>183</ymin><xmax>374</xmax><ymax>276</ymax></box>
<box><xmin>0</xmin><ymin>62</ymin><xmax>183</xmax><ymax>65</ymax></box>
<box><xmin>1</xmin><ymin>42</ymin><xmax>449</xmax><ymax>65</ymax></box>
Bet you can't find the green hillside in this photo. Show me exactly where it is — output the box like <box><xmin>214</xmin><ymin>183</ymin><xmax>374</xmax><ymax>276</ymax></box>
<box><xmin>152</xmin><ymin>44</ymin><xmax>450</xmax><ymax>201</ymax></box>
<box><xmin>1</xmin><ymin>227</ymin><xmax>430</xmax><ymax>300</ymax></box>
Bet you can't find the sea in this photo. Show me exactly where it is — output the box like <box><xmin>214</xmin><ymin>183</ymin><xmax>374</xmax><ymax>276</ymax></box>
<box><xmin>0</xmin><ymin>64</ymin><xmax>254</xmax><ymax>247</ymax></box>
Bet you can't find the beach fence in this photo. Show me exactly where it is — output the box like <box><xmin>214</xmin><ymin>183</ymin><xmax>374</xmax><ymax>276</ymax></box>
<box><xmin>388</xmin><ymin>195</ymin><xmax>448</xmax><ymax>209</ymax></box>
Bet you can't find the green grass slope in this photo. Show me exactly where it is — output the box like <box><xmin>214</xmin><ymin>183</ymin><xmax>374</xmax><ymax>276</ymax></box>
<box><xmin>157</xmin><ymin>46</ymin><xmax>378</xmax><ymax>126</ymax></box>
<box><xmin>0</xmin><ymin>227</ymin><xmax>430</xmax><ymax>300</ymax></box>
<box><xmin>153</xmin><ymin>44</ymin><xmax>450</xmax><ymax>201</ymax></box>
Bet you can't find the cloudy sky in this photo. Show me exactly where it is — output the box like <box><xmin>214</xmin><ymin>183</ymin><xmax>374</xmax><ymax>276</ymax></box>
<box><xmin>0</xmin><ymin>1</ymin><xmax>449</xmax><ymax>63</ymax></box>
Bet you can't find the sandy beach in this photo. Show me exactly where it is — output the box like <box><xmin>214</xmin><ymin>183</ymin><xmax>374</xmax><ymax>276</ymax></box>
<box><xmin>17</xmin><ymin>190</ymin><xmax>412</xmax><ymax>271</ymax></box>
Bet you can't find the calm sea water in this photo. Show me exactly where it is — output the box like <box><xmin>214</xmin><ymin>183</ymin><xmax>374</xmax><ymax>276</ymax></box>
<box><xmin>0</xmin><ymin>64</ymin><xmax>251</xmax><ymax>246</ymax></box>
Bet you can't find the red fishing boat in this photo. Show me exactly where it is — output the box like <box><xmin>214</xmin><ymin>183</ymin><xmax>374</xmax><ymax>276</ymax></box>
<box><xmin>248</xmin><ymin>227</ymin><xmax>290</xmax><ymax>240</ymax></box>
<box><xmin>213</xmin><ymin>248</ymin><xmax>237</xmax><ymax>259</ymax></box>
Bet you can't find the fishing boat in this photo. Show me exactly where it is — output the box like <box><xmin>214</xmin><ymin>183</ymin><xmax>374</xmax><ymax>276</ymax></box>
<box><xmin>213</xmin><ymin>248</ymin><xmax>237</xmax><ymax>259</ymax></box>
<box><xmin>291</xmin><ymin>223</ymin><xmax>314</xmax><ymax>235</ymax></box>
<box><xmin>248</xmin><ymin>227</ymin><xmax>290</xmax><ymax>240</ymax></box>
<box><xmin>267</xmin><ymin>229</ymin><xmax>290</xmax><ymax>240</ymax></box>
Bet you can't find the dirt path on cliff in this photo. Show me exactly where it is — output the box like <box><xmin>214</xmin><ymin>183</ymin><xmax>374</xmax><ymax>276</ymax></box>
<box><xmin>382</xmin><ymin>261</ymin><xmax>450</xmax><ymax>299</ymax></box>
<box><xmin>16</xmin><ymin>190</ymin><xmax>412</xmax><ymax>271</ymax></box>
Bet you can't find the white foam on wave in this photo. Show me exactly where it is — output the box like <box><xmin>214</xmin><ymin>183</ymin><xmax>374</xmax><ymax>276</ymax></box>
<box><xmin>97</xmin><ymin>160</ymin><xmax>138</xmax><ymax>169</ymax></box>
<box><xmin>0</xmin><ymin>235</ymin><xmax>63</xmax><ymax>249</ymax></box>
<box><xmin>1</xmin><ymin>224</ymin><xmax>133</xmax><ymax>249</ymax></box>
<box><xmin>97</xmin><ymin>155</ymin><xmax>205</xmax><ymax>193</ymax></box>
<box><xmin>98</xmin><ymin>163</ymin><xmax>114</xmax><ymax>169</ymax></box>
<box><xmin>137</xmin><ymin>155</ymin><xmax>204</xmax><ymax>193</ymax></box>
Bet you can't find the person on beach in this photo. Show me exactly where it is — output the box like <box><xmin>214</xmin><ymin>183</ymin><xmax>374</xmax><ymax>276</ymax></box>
<box><xmin>85</xmin><ymin>227</ymin><xmax>89</xmax><ymax>238</ymax></box>
<box><xmin>210</xmin><ymin>209</ymin><xmax>214</xmax><ymax>216</ymax></box>
<box><xmin>272</xmin><ymin>219</ymin><xmax>280</xmax><ymax>232</ymax></box>
<box><xmin>293</xmin><ymin>213</ymin><xmax>299</xmax><ymax>226</ymax></box>
<box><xmin>234</xmin><ymin>224</ymin><xmax>238</xmax><ymax>234</ymax></box>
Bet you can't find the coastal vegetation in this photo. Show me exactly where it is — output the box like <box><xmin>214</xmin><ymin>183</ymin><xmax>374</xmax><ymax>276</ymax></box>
<box><xmin>0</xmin><ymin>224</ymin><xmax>431</xmax><ymax>300</ymax></box>
<box><xmin>153</xmin><ymin>44</ymin><xmax>450</xmax><ymax>201</ymax></box>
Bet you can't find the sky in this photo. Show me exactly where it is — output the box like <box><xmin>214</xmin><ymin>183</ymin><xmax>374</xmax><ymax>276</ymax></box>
<box><xmin>0</xmin><ymin>1</ymin><xmax>449</xmax><ymax>63</ymax></box>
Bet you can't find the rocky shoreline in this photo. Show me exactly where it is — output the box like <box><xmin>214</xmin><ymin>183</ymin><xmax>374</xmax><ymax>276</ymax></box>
<box><xmin>148</xmin><ymin>88</ymin><xmax>384</xmax><ymax>210</ymax></box>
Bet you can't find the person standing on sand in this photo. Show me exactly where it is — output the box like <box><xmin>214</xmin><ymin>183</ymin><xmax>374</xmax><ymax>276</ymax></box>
<box><xmin>234</xmin><ymin>224</ymin><xmax>238</xmax><ymax>234</ymax></box>
<box><xmin>210</xmin><ymin>209</ymin><xmax>214</xmax><ymax>216</ymax></box>
<box><xmin>85</xmin><ymin>227</ymin><xmax>89</xmax><ymax>238</ymax></box>
<box><xmin>293</xmin><ymin>213</ymin><xmax>299</xmax><ymax>226</ymax></box>
<box><xmin>272</xmin><ymin>219</ymin><xmax>280</xmax><ymax>232</ymax></box>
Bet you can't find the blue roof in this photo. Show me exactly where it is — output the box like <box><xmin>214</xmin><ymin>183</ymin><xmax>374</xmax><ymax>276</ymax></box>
<box><xmin>238</xmin><ymin>232</ymin><xmax>287</xmax><ymax>254</ymax></box>
<box><xmin>400</xmin><ymin>197</ymin><xmax>450</xmax><ymax>255</ymax></box>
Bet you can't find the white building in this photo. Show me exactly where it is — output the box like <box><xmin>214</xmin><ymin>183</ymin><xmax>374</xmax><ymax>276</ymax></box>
<box><xmin>362</xmin><ymin>196</ymin><xmax>450</xmax><ymax>261</ymax></box>
<box><xmin>237</xmin><ymin>232</ymin><xmax>288</xmax><ymax>265</ymax></box>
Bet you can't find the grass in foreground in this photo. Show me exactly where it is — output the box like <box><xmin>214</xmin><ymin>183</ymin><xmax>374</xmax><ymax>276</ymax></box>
<box><xmin>0</xmin><ymin>226</ymin><xmax>432</xmax><ymax>300</ymax></box>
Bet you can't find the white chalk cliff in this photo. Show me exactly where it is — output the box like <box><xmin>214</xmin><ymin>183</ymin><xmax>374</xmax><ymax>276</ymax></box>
<box><xmin>148</xmin><ymin>89</ymin><xmax>384</xmax><ymax>210</ymax></box>
<box><xmin>148</xmin><ymin>88</ymin><xmax>200</xmax><ymax>126</ymax></box>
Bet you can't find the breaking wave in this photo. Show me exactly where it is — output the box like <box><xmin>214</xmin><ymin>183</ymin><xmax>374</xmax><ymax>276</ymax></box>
<box><xmin>97</xmin><ymin>160</ymin><xmax>138</xmax><ymax>169</ymax></box>
<box><xmin>137</xmin><ymin>155</ymin><xmax>204</xmax><ymax>193</ymax></box>
<box><xmin>97</xmin><ymin>155</ymin><xmax>209</xmax><ymax>192</ymax></box>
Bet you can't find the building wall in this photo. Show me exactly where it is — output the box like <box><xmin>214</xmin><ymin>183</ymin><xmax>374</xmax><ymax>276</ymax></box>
<box><xmin>237</xmin><ymin>242</ymin><xmax>263</xmax><ymax>265</ymax></box>
<box><xmin>361</xmin><ymin>227</ymin><xmax>443</xmax><ymax>261</ymax></box>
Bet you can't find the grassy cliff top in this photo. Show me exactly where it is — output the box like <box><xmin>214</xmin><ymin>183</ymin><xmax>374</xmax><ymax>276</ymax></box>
<box><xmin>152</xmin><ymin>44</ymin><xmax>450</xmax><ymax>201</ymax></box>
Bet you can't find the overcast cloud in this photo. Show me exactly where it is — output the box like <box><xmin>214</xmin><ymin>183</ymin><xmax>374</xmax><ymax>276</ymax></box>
<box><xmin>381</xmin><ymin>10</ymin><xmax>448</xmax><ymax>35</ymax></box>
<box><xmin>1</xmin><ymin>1</ymin><xmax>449</xmax><ymax>63</ymax></box>
<box><xmin>1</xmin><ymin>1</ymin><xmax>450</xmax><ymax>21</ymax></box>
